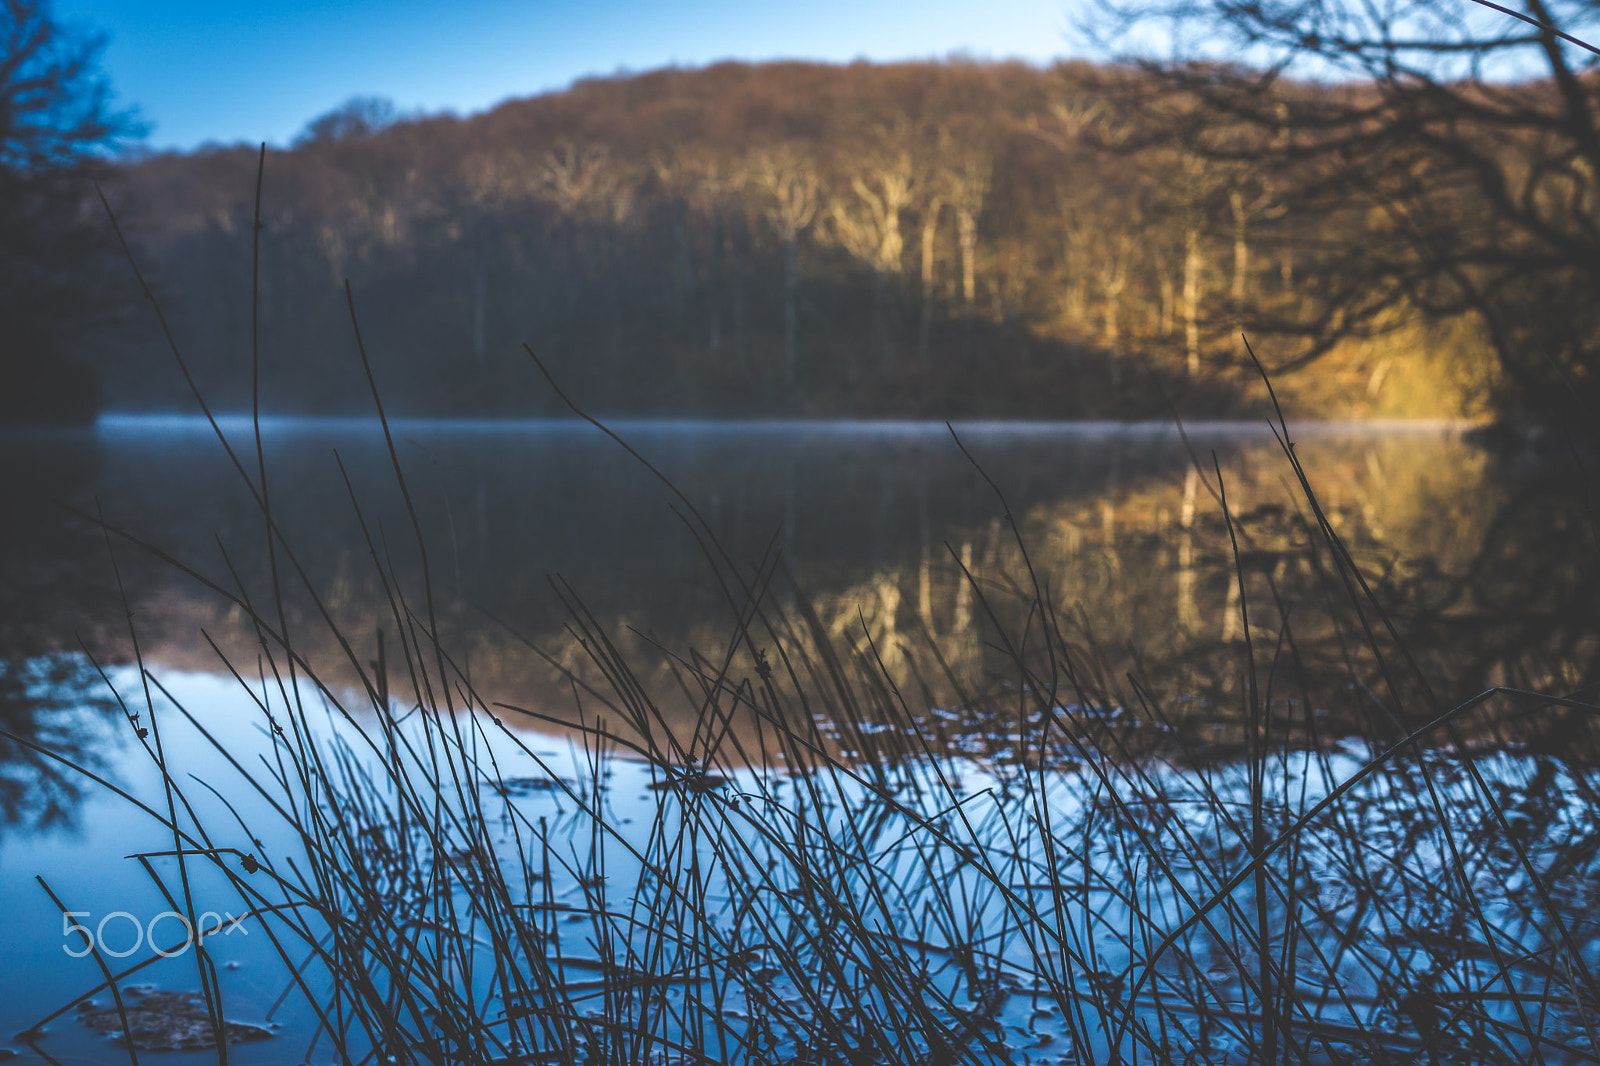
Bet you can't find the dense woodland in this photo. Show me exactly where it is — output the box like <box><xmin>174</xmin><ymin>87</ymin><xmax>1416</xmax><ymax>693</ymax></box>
<box><xmin>87</xmin><ymin>57</ymin><xmax>1592</xmax><ymax>419</ymax></box>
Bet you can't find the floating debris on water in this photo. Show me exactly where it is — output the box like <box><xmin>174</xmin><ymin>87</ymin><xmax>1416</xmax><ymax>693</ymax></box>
<box><xmin>77</xmin><ymin>989</ymin><xmax>275</xmax><ymax>1052</ymax></box>
<box><xmin>646</xmin><ymin>769</ymin><xmax>729</xmax><ymax>792</ymax></box>
<box><xmin>487</xmin><ymin>775</ymin><xmax>571</xmax><ymax>797</ymax></box>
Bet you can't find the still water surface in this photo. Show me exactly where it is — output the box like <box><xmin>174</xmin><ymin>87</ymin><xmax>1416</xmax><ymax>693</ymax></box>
<box><xmin>5</xmin><ymin>416</ymin><xmax>1591</xmax><ymax>734</ymax></box>
<box><xmin>1</xmin><ymin>416</ymin><xmax>1596</xmax><ymax>1062</ymax></box>
<box><xmin>3</xmin><ymin>416</ymin><xmax>1556</xmax><ymax>674</ymax></box>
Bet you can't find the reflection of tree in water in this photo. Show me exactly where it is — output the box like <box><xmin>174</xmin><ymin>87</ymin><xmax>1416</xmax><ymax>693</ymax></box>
<box><xmin>693</xmin><ymin>435</ymin><xmax>1600</xmax><ymax>765</ymax></box>
<box><xmin>15</xmin><ymin>424</ymin><xmax>1600</xmax><ymax>767</ymax></box>
<box><xmin>0</xmin><ymin>655</ymin><xmax>115</xmax><ymax>828</ymax></box>
<box><xmin>0</xmin><ymin>431</ymin><xmax>124</xmax><ymax>829</ymax></box>
<box><xmin>1409</xmin><ymin>459</ymin><xmax>1599</xmax><ymax>687</ymax></box>
<box><xmin>0</xmin><ymin>432</ymin><xmax>115</xmax><ymax>652</ymax></box>
<box><xmin>1374</xmin><ymin>453</ymin><xmax>1600</xmax><ymax>751</ymax></box>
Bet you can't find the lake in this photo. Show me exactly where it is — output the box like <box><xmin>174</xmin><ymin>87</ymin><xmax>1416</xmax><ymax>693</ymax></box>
<box><xmin>2</xmin><ymin>416</ymin><xmax>1598</xmax><ymax>1064</ymax></box>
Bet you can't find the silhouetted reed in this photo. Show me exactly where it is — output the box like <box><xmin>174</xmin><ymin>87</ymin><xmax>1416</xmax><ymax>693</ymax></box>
<box><xmin>11</xmin><ymin>171</ymin><xmax>1600</xmax><ymax>1066</ymax></box>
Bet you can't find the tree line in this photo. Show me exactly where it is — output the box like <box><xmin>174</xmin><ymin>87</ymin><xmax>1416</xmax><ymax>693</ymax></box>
<box><xmin>0</xmin><ymin>0</ymin><xmax>137</xmax><ymax>425</ymax></box>
<box><xmin>72</xmin><ymin>48</ymin><xmax>1596</xmax><ymax>420</ymax></box>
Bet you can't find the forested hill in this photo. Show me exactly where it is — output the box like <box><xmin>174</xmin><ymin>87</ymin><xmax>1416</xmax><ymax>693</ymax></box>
<box><xmin>95</xmin><ymin>59</ymin><xmax>1526</xmax><ymax>420</ymax></box>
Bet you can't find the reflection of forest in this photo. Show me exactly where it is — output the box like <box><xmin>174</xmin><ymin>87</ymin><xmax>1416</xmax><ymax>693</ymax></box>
<box><xmin>5</xmin><ymin>422</ymin><xmax>1595</xmax><ymax>765</ymax></box>
<box><xmin>0</xmin><ymin>432</ymin><xmax>124</xmax><ymax>828</ymax></box>
<box><xmin>695</xmin><ymin>428</ymin><xmax>1600</xmax><ymax>763</ymax></box>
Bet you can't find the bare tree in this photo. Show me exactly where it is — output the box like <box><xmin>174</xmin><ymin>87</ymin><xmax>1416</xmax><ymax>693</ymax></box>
<box><xmin>914</xmin><ymin>163</ymin><xmax>944</xmax><ymax>366</ymax></box>
<box><xmin>907</xmin><ymin>121</ymin><xmax>990</xmax><ymax>364</ymax></box>
<box><xmin>0</xmin><ymin>0</ymin><xmax>129</xmax><ymax>170</ymax></box>
<box><xmin>293</xmin><ymin>96</ymin><xmax>401</xmax><ymax>145</ymax></box>
<box><xmin>831</xmin><ymin>142</ymin><xmax>915</xmax><ymax>277</ymax></box>
<box><xmin>945</xmin><ymin>142</ymin><xmax>991</xmax><ymax>314</ymax></box>
<box><xmin>829</xmin><ymin>123</ymin><xmax>918</xmax><ymax>369</ymax></box>
<box><xmin>675</xmin><ymin>153</ymin><xmax>739</xmax><ymax>356</ymax></box>
<box><xmin>1</xmin><ymin>0</ymin><xmax>138</xmax><ymax>424</ymax></box>
<box><xmin>536</xmin><ymin>141</ymin><xmax>617</xmax><ymax>217</ymax></box>
<box><xmin>1094</xmin><ymin>0</ymin><xmax>1600</xmax><ymax>414</ymax></box>
<box><xmin>1177</xmin><ymin>152</ymin><xmax>1211</xmax><ymax>378</ymax></box>
<box><xmin>1094</xmin><ymin>227</ymin><xmax>1135</xmax><ymax>385</ymax></box>
<box><xmin>745</xmin><ymin>144</ymin><xmax>819</xmax><ymax>383</ymax></box>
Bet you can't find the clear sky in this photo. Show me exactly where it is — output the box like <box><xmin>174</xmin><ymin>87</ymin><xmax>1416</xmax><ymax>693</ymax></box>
<box><xmin>53</xmin><ymin>0</ymin><xmax>1088</xmax><ymax>152</ymax></box>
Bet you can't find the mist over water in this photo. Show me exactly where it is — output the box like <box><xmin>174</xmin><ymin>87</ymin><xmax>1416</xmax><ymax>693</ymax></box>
<box><xmin>3</xmin><ymin>417</ymin><xmax>1535</xmax><ymax>694</ymax></box>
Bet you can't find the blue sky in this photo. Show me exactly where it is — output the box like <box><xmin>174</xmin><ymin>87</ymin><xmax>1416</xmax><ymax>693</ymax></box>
<box><xmin>54</xmin><ymin>0</ymin><xmax>1088</xmax><ymax>151</ymax></box>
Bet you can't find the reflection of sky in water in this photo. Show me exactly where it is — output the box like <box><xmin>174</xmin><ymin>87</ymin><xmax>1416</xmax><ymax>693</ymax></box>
<box><xmin>3</xmin><ymin>418</ymin><xmax>1599</xmax><ymax>1060</ymax></box>
<box><xmin>3</xmin><ymin>666</ymin><xmax>1598</xmax><ymax>1062</ymax></box>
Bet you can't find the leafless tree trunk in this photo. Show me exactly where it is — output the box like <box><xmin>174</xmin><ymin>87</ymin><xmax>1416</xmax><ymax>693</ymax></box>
<box><xmin>831</xmin><ymin>136</ymin><xmax>917</xmax><ymax>370</ymax></box>
<box><xmin>1183</xmin><ymin>223</ymin><xmax>1202</xmax><ymax>377</ymax></box>
<box><xmin>917</xmin><ymin>197</ymin><xmax>943</xmax><ymax>367</ymax></box>
<box><xmin>1096</xmin><ymin>0</ymin><xmax>1600</xmax><ymax>414</ymax></box>
<box><xmin>1227</xmin><ymin>181</ymin><xmax>1280</xmax><ymax>318</ymax></box>
<box><xmin>946</xmin><ymin>149</ymin><xmax>990</xmax><ymax>314</ymax></box>
<box><xmin>648</xmin><ymin>154</ymin><xmax>697</xmax><ymax>341</ymax></box>
<box><xmin>537</xmin><ymin>141</ymin><xmax>612</xmax><ymax>215</ymax></box>
<box><xmin>1229</xmin><ymin>188</ymin><xmax>1249</xmax><ymax>309</ymax></box>
<box><xmin>1157</xmin><ymin>254</ymin><xmax>1176</xmax><ymax>336</ymax></box>
<box><xmin>1056</xmin><ymin>200</ymin><xmax>1096</xmax><ymax>331</ymax></box>
<box><xmin>957</xmin><ymin>209</ymin><xmax>979</xmax><ymax>308</ymax></box>
<box><xmin>1097</xmin><ymin>233</ymin><xmax>1131</xmax><ymax>388</ymax></box>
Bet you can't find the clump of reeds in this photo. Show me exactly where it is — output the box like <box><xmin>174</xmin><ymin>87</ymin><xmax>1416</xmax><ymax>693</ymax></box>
<box><xmin>16</xmin><ymin>171</ymin><xmax>1600</xmax><ymax>1066</ymax></box>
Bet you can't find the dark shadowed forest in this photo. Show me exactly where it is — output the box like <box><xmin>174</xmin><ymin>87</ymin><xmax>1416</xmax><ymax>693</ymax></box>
<box><xmin>87</xmin><ymin>55</ymin><xmax>1588</xmax><ymax>421</ymax></box>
